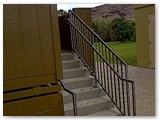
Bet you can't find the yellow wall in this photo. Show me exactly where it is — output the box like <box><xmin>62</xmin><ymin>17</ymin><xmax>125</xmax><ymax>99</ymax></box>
<box><xmin>134</xmin><ymin>4</ymin><xmax>155</xmax><ymax>68</ymax></box>
<box><xmin>73</xmin><ymin>8</ymin><xmax>92</xmax><ymax>27</ymax></box>
<box><xmin>3</xmin><ymin>4</ymin><xmax>64</xmax><ymax>116</ymax></box>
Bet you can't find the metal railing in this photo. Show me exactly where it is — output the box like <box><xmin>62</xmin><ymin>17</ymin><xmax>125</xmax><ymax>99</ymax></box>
<box><xmin>60</xmin><ymin>80</ymin><xmax>78</xmax><ymax>116</ymax></box>
<box><xmin>68</xmin><ymin>10</ymin><xmax>136</xmax><ymax>116</ymax></box>
<box><xmin>69</xmin><ymin>10</ymin><xmax>128</xmax><ymax>79</ymax></box>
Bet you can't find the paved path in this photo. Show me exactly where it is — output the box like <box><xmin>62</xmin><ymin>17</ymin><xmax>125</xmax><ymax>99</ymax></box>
<box><xmin>128</xmin><ymin>66</ymin><xmax>155</xmax><ymax>116</ymax></box>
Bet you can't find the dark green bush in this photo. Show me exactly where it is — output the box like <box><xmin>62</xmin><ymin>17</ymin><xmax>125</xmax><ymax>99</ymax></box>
<box><xmin>92</xmin><ymin>18</ymin><xmax>135</xmax><ymax>42</ymax></box>
<box><xmin>110</xmin><ymin>18</ymin><xmax>135</xmax><ymax>42</ymax></box>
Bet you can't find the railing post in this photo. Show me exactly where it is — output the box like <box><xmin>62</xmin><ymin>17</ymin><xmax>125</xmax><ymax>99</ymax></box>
<box><xmin>60</xmin><ymin>80</ymin><xmax>78</xmax><ymax>116</ymax></box>
<box><xmin>72</xmin><ymin>94</ymin><xmax>78</xmax><ymax>116</ymax></box>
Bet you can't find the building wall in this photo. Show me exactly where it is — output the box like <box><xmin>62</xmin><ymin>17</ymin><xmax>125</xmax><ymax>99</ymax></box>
<box><xmin>73</xmin><ymin>8</ymin><xmax>92</xmax><ymax>27</ymax></box>
<box><xmin>134</xmin><ymin>4</ymin><xmax>155</xmax><ymax>68</ymax></box>
<box><xmin>3</xmin><ymin>4</ymin><xmax>64</xmax><ymax>115</ymax></box>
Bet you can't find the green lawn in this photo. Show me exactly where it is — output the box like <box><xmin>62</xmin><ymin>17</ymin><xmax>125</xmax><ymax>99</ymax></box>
<box><xmin>106</xmin><ymin>41</ymin><xmax>137</xmax><ymax>66</ymax></box>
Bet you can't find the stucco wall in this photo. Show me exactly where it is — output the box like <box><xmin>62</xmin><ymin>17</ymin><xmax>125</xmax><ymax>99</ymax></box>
<box><xmin>134</xmin><ymin>4</ymin><xmax>155</xmax><ymax>68</ymax></box>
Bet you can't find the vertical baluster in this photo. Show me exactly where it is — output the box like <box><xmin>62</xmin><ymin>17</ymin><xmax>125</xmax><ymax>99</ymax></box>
<box><xmin>84</xmin><ymin>26</ymin><xmax>87</xmax><ymax>60</ymax></box>
<box><xmin>97</xmin><ymin>39</ymin><xmax>100</xmax><ymax>83</ymax></box>
<box><xmin>90</xmin><ymin>31</ymin><xmax>95</xmax><ymax>74</ymax></box>
<box><xmin>93</xmin><ymin>35</ymin><xmax>98</xmax><ymax>87</ymax></box>
<box><xmin>99</xmin><ymin>42</ymin><xmax>103</xmax><ymax>86</ymax></box>
<box><xmin>121</xmin><ymin>64</ymin><xmax>125</xmax><ymax>114</ymax></box>
<box><xmin>79</xmin><ymin>20</ymin><xmax>82</xmax><ymax>55</ymax></box>
<box><xmin>77</xmin><ymin>20</ymin><xmax>80</xmax><ymax>55</ymax></box>
<box><xmin>100</xmin><ymin>43</ymin><xmax>104</xmax><ymax>87</ymax></box>
<box><xmin>80</xmin><ymin>20</ymin><xmax>83</xmax><ymax>59</ymax></box>
<box><xmin>110</xmin><ymin>68</ymin><xmax>113</xmax><ymax>99</ymax></box>
<box><xmin>102</xmin><ymin>44</ymin><xmax>106</xmax><ymax>90</ymax></box>
<box><xmin>126</xmin><ymin>82</ymin><xmax>130</xmax><ymax>116</ymax></box>
<box><xmin>95</xmin><ymin>37</ymin><xmax>100</xmax><ymax>83</ymax></box>
<box><xmin>71</xmin><ymin>13</ymin><xmax>74</xmax><ymax>50</ymax></box>
<box><xmin>74</xmin><ymin>15</ymin><xmax>77</xmax><ymax>50</ymax></box>
<box><xmin>117</xmin><ymin>58</ymin><xmax>119</xmax><ymax>73</ymax></box>
<box><xmin>132</xmin><ymin>81</ymin><xmax>136</xmax><ymax>116</ymax></box>
<box><xmin>76</xmin><ymin>20</ymin><xmax>79</xmax><ymax>55</ymax></box>
<box><xmin>91</xmin><ymin>34</ymin><xmax>93</xmax><ymax>74</ymax></box>
<box><xmin>109</xmin><ymin>50</ymin><xmax>111</xmax><ymax>64</ymax></box>
<box><xmin>72</xmin><ymin>26</ymin><xmax>75</xmax><ymax>50</ymax></box>
<box><xmin>113</xmin><ymin>55</ymin><xmax>117</xmax><ymax>104</ymax></box>
<box><xmin>112</xmin><ymin>54</ymin><xmax>115</xmax><ymax>100</ymax></box>
<box><xmin>80</xmin><ymin>22</ymin><xmax>84</xmax><ymax>58</ymax></box>
<box><xmin>114</xmin><ymin>73</ymin><xmax>117</xmax><ymax>104</ymax></box>
<box><xmin>108</xmin><ymin>50</ymin><xmax>113</xmax><ymax>98</ymax></box>
<box><xmin>78</xmin><ymin>19</ymin><xmax>81</xmax><ymax>56</ymax></box>
<box><xmin>108</xmin><ymin>65</ymin><xmax>111</xmax><ymax>95</ymax></box>
<box><xmin>121</xmin><ymin>62</ymin><xmax>123</xmax><ymax>78</ymax></box>
<box><xmin>86</xmin><ymin>28</ymin><xmax>89</xmax><ymax>66</ymax></box>
<box><xmin>90</xmin><ymin>32</ymin><xmax>93</xmax><ymax>73</ymax></box>
<box><xmin>75</xmin><ymin>29</ymin><xmax>79</xmax><ymax>52</ymax></box>
<box><xmin>88</xmin><ymin>30</ymin><xmax>92</xmax><ymax>72</ymax></box>
<box><xmin>73</xmin><ymin>15</ymin><xmax>76</xmax><ymax>52</ymax></box>
<box><xmin>89</xmin><ymin>30</ymin><xmax>92</xmax><ymax>70</ymax></box>
<box><xmin>70</xmin><ymin>21</ymin><xmax>73</xmax><ymax>49</ymax></box>
<box><xmin>105</xmin><ymin>47</ymin><xmax>110</xmax><ymax>94</ymax></box>
<box><xmin>122</xmin><ymin>80</ymin><xmax>125</xmax><ymax>115</ymax></box>
<box><xmin>74</xmin><ymin>15</ymin><xmax>77</xmax><ymax>51</ymax></box>
<box><xmin>117</xmin><ymin>58</ymin><xmax>121</xmax><ymax>110</ymax></box>
<box><xmin>118</xmin><ymin>76</ymin><xmax>121</xmax><ymax>110</ymax></box>
<box><xmin>82</xmin><ymin>22</ymin><xmax>85</xmax><ymax>58</ymax></box>
<box><xmin>125</xmin><ymin>64</ymin><xmax>128</xmax><ymax>79</ymax></box>
<box><xmin>112</xmin><ymin>53</ymin><xmax>114</xmax><ymax>68</ymax></box>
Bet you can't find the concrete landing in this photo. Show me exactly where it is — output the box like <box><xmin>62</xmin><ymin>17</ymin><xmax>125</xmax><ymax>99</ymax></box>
<box><xmin>128</xmin><ymin>66</ymin><xmax>155</xmax><ymax>116</ymax></box>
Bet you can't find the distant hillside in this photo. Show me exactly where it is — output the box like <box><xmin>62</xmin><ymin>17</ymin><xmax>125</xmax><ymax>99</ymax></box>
<box><xmin>91</xmin><ymin>4</ymin><xmax>135</xmax><ymax>20</ymax></box>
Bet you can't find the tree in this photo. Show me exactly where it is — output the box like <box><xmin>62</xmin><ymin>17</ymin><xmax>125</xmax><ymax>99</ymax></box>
<box><xmin>58</xmin><ymin>9</ymin><xmax>68</xmax><ymax>16</ymax></box>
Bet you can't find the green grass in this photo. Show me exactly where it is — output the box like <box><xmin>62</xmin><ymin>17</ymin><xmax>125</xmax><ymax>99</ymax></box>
<box><xmin>106</xmin><ymin>41</ymin><xmax>137</xmax><ymax>66</ymax></box>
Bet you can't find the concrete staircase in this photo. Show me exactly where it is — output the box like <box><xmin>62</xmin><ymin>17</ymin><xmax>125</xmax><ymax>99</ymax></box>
<box><xmin>61</xmin><ymin>52</ymin><xmax>121</xmax><ymax>116</ymax></box>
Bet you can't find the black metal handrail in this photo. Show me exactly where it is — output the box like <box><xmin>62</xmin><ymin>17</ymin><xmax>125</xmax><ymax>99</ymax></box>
<box><xmin>60</xmin><ymin>80</ymin><xmax>78</xmax><ymax>116</ymax></box>
<box><xmin>68</xmin><ymin>10</ymin><xmax>136</xmax><ymax>116</ymax></box>
<box><xmin>69</xmin><ymin>10</ymin><xmax>128</xmax><ymax>79</ymax></box>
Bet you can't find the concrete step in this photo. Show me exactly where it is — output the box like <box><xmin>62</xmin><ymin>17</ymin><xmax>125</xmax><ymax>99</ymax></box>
<box><xmin>61</xmin><ymin>51</ymin><xmax>119</xmax><ymax>116</ymax></box>
<box><xmin>64</xmin><ymin>96</ymin><xmax>114</xmax><ymax>116</ymax></box>
<box><xmin>62</xmin><ymin>59</ymin><xmax>83</xmax><ymax>69</ymax></box>
<box><xmin>86</xmin><ymin>108</ymin><xmax>121</xmax><ymax>116</ymax></box>
<box><xmin>62</xmin><ymin>86</ymin><xmax>105</xmax><ymax>104</ymax></box>
<box><xmin>62</xmin><ymin>76</ymin><xmax>94</xmax><ymax>89</ymax></box>
<box><xmin>62</xmin><ymin>52</ymin><xmax>74</xmax><ymax>61</ymax></box>
<box><xmin>63</xmin><ymin>67</ymin><xmax>90</xmax><ymax>79</ymax></box>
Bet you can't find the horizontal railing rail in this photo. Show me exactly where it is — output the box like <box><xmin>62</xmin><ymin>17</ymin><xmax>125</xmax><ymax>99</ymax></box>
<box><xmin>60</xmin><ymin>80</ymin><xmax>78</xmax><ymax>116</ymax></box>
<box><xmin>68</xmin><ymin>10</ymin><xmax>136</xmax><ymax>116</ymax></box>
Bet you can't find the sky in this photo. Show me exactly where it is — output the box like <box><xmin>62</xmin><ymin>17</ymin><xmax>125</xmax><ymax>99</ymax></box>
<box><xmin>57</xmin><ymin>4</ymin><xmax>103</xmax><ymax>11</ymax></box>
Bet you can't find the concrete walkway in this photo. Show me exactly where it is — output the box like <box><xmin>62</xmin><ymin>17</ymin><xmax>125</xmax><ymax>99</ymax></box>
<box><xmin>128</xmin><ymin>66</ymin><xmax>155</xmax><ymax>116</ymax></box>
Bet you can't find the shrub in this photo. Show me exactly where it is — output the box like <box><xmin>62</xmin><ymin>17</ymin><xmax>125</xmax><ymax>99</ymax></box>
<box><xmin>92</xmin><ymin>18</ymin><xmax>113</xmax><ymax>41</ymax></box>
<box><xmin>110</xmin><ymin>18</ymin><xmax>135</xmax><ymax>42</ymax></box>
<box><xmin>92</xmin><ymin>18</ymin><xmax>135</xmax><ymax>43</ymax></box>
